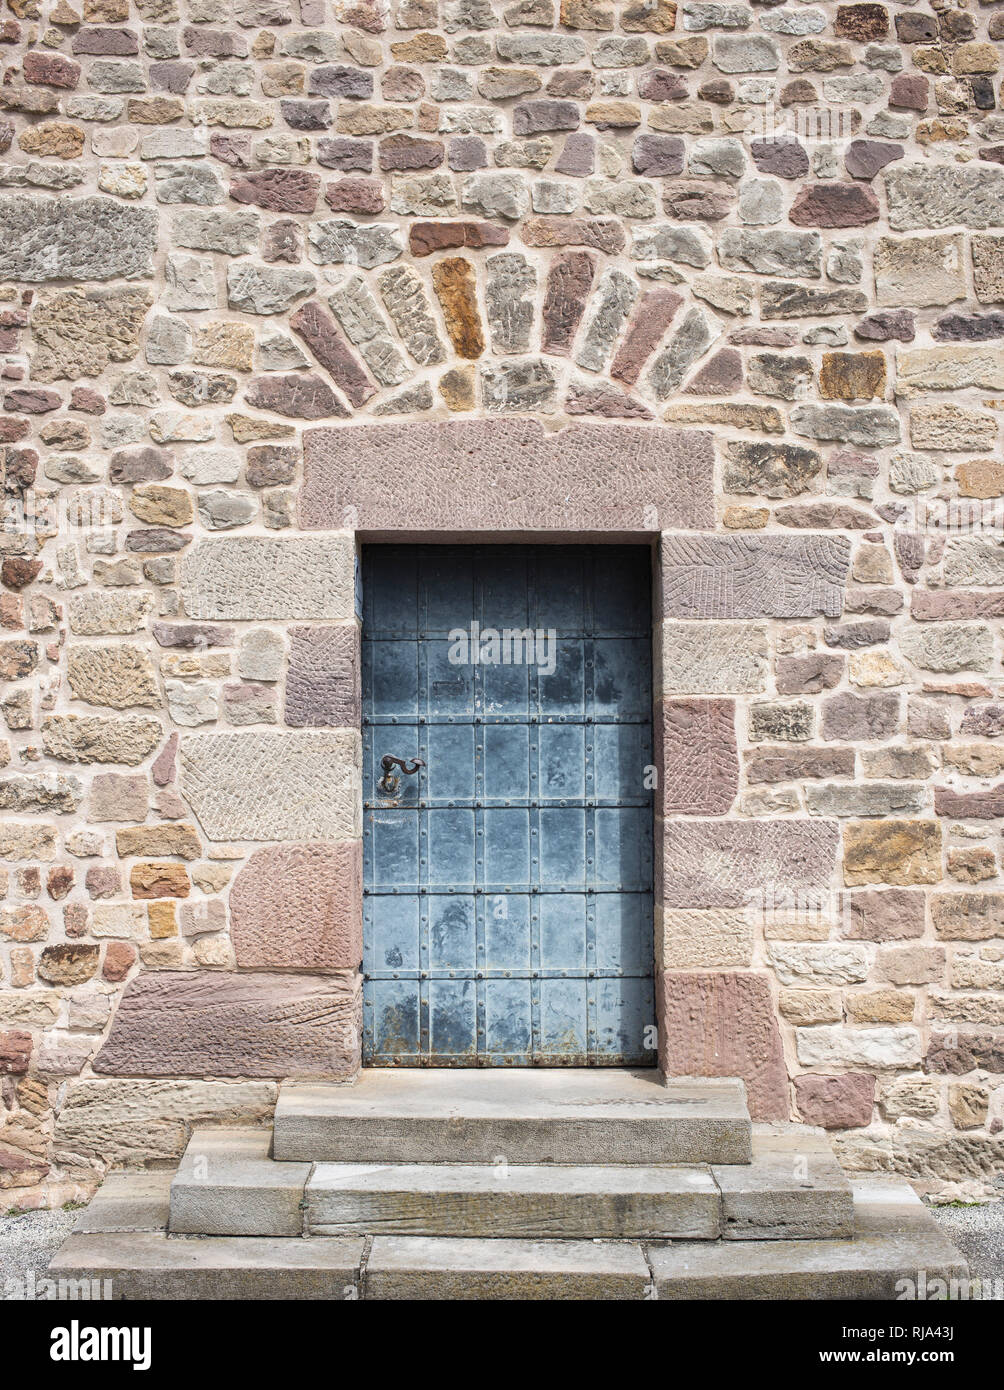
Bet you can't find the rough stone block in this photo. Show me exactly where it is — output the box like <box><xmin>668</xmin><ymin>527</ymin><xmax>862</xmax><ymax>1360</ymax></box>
<box><xmin>230</xmin><ymin>841</ymin><xmax>362</xmax><ymax>970</ymax></box>
<box><xmin>657</xmin><ymin>698</ymin><xmax>738</xmax><ymax>815</ymax></box>
<box><xmin>302</xmin><ymin>419</ymin><xmax>714</xmax><ymax>532</ymax></box>
<box><xmin>180</xmin><ymin>536</ymin><xmax>355</xmax><ymax>621</ymax></box>
<box><xmin>660</xmin><ymin>535</ymin><xmax>851</xmax><ymax>619</ymax></box>
<box><xmin>658</xmin><ymin>970</ymin><xmax>788</xmax><ymax>1120</ymax></box>
<box><xmin>659</xmin><ymin>622</ymin><xmax>767</xmax><ymax>694</ymax></box>
<box><xmin>0</xmin><ymin>196</ymin><xmax>157</xmax><ymax>281</ymax></box>
<box><xmin>662</xmin><ymin>819</ymin><xmax>839</xmax><ymax>909</ymax></box>
<box><xmin>93</xmin><ymin>971</ymin><xmax>360</xmax><ymax>1078</ymax></box>
<box><xmin>284</xmin><ymin>625</ymin><xmax>360</xmax><ymax>727</ymax></box>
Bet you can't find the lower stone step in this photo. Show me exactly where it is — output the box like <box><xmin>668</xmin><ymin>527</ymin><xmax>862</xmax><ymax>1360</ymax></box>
<box><xmin>166</xmin><ymin>1122</ymin><xmax>852</xmax><ymax>1241</ymax></box>
<box><xmin>49</xmin><ymin>1180</ymin><xmax>967</xmax><ymax>1300</ymax></box>
<box><xmin>648</xmin><ymin>1182</ymin><xmax>969</xmax><ymax>1301</ymax></box>
<box><xmin>306</xmin><ymin>1160</ymin><xmax>722</xmax><ymax>1240</ymax></box>
<box><xmin>273</xmin><ymin>1069</ymin><xmax>752</xmax><ymax>1166</ymax></box>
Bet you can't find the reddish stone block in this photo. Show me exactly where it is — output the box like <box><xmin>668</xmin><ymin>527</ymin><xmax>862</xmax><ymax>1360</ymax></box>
<box><xmin>245</xmin><ymin>373</ymin><xmax>350</xmax><ymax>420</ymax></box>
<box><xmin>94</xmin><ymin>970</ymin><xmax>361</xmax><ymax>1077</ymax></box>
<box><xmin>409</xmin><ymin>220</ymin><xmax>509</xmax><ymax>256</ymax></box>
<box><xmin>230</xmin><ymin>168</ymin><xmax>321</xmax><ymax>214</ymax></box>
<box><xmin>789</xmin><ymin>182</ymin><xmax>880</xmax><ymax>227</ymax></box>
<box><xmin>657</xmin><ymin>698</ymin><xmax>738</xmax><ymax>815</ymax></box>
<box><xmin>0</xmin><ymin>1030</ymin><xmax>31</xmax><ymax>1075</ymax></box>
<box><xmin>285</xmin><ymin>625</ymin><xmax>360</xmax><ymax>728</ymax></box>
<box><xmin>301</xmin><ymin>419</ymin><xmax>714</xmax><ymax>533</ymax></box>
<box><xmin>230</xmin><ymin>841</ymin><xmax>362</xmax><ymax>971</ymax></box>
<box><xmin>22</xmin><ymin>50</ymin><xmax>81</xmax><ymax>87</ymax></box>
<box><xmin>889</xmin><ymin>73</ymin><xmax>928</xmax><ymax>110</ymax></box>
<box><xmin>658</xmin><ymin>970</ymin><xmax>789</xmax><ymax>1121</ymax></box>
<box><xmin>610</xmin><ymin>288</ymin><xmax>683</xmax><ymax>385</ymax></box>
<box><xmin>541</xmin><ymin>250</ymin><xmax>595</xmax><ymax>356</ymax></box>
<box><xmin>289</xmin><ymin>301</ymin><xmax>375</xmax><ymax>409</ymax></box>
<box><xmin>794</xmin><ymin>1072</ymin><xmax>875</xmax><ymax>1128</ymax></box>
<box><xmin>323</xmin><ymin>176</ymin><xmax>385</xmax><ymax>213</ymax></box>
<box><xmin>102</xmin><ymin>941</ymin><xmax>136</xmax><ymax>982</ymax></box>
<box><xmin>845</xmin><ymin>888</ymin><xmax>925</xmax><ymax>940</ymax></box>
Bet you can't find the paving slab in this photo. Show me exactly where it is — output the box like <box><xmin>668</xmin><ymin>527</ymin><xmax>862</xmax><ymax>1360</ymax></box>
<box><xmin>647</xmin><ymin>1180</ymin><xmax>969</xmax><ymax>1300</ymax></box>
<box><xmin>48</xmin><ymin>1232</ymin><xmax>364</xmax><ymax>1300</ymax></box>
<box><xmin>169</xmin><ymin>1128</ymin><xmax>311</xmax><ymax>1237</ymax></box>
<box><xmin>307</xmin><ymin>1161</ymin><xmax>720</xmax><ymax>1239</ymax></box>
<box><xmin>274</xmin><ymin>1070</ymin><xmax>752</xmax><ymax>1166</ymax></box>
<box><xmin>364</xmin><ymin>1235</ymin><xmax>652</xmax><ymax>1299</ymax></box>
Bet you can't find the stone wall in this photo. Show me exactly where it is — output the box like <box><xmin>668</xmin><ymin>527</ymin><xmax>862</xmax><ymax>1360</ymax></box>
<box><xmin>1</xmin><ymin>0</ymin><xmax>1003</xmax><ymax>1208</ymax></box>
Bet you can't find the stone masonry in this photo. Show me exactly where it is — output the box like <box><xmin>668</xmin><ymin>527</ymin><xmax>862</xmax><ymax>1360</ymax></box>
<box><xmin>0</xmin><ymin>0</ymin><xmax>1003</xmax><ymax>1211</ymax></box>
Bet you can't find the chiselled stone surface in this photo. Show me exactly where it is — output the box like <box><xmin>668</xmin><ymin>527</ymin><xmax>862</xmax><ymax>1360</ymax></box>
<box><xmin>303</xmin><ymin>419</ymin><xmax>713</xmax><ymax>530</ymax></box>
<box><xmin>180</xmin><ymin>537</ymin><xmax>353</xmax><ymax>621</ymax></box>
<box><xmin>660</xmin><ymin>535</ymin><xmax>850</xmax><ymax>618</ymax></box>
<box><xmin>230</xmin><ymin>842</ymin><xmax>361</xmax><ymax>970</ymax></box>
<box><xmin>181</xmin><ymin>730</ymin><xmax>360</xmax><ymax>841</ymax></box>
<box><xmin>662</xmin><ymin>819</ymin><xmax>839</xmax><ymax>908</ymax></box>
<box><xmin>0</xmin><ymin>196</ymin><xmax>157</xmax><ymax>280</ymax></box>
<box><xmin>94</xmin><ymin>971</ymin><xmax>360</xmax><ymax>1078</ymax></box>
<box><xmin>660</xmin><ymin>622</ymin><xmax>768</xmax><ymax>694</ymax></box>
<box><xmin>658</xmin><ymin>698</ymin><xmax>738</xmax><ymax>815</ymax></box>
<box><xmin>30</xmin><ymin>287</ymin><xmax>151</xmax><ymax>382</ymax></box>
<box><xmin>285</xmin><ymin>625</ymin><xmax>360</xmax><ymax>727</ymax></box>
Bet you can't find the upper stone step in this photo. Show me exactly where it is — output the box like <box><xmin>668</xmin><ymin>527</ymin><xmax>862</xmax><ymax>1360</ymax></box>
<box><xmin>273</xmin><ymin>1070</ymin><xmax>752</xmax><ymax>1167</ymax></box>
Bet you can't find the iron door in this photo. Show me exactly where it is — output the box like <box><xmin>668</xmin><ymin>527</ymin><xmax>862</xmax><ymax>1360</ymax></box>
<box><xmin>361</xmin><ymin>545</ymin><xmax>655</xmax><ymax>1066</ymax></box>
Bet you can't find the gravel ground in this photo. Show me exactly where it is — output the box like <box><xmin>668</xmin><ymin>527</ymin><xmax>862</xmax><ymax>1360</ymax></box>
<box><xmin>0</xmin><ymin>1207</ymin><xmax>79</xmax><ymax>1299</ymax></box>
<box><xmin>929</xmin><ymin>1204</ymin><xmax>1004</xmax><ymax>1286</ymax></box>
<box><xmin>1</xmin><ymin>1198</ymin><xmax>1002</xmax><ymax>1298</ymax></box>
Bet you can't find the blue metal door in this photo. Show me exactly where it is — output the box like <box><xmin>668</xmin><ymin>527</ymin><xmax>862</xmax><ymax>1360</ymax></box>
<box><xmin>361</xmin><ymin>545</ymin><xmax>655</xmax><ymax>1067</ymax></box>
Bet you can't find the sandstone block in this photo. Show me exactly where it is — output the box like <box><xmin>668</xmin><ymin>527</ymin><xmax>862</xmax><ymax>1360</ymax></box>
<box><xmin>231</xmin><ymin>841</ymin><xmax>361</xmax><ymax>970</ymax></box>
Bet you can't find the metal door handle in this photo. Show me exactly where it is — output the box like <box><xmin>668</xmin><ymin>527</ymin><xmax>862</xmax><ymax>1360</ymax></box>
<box><xmin>378</xmin><ymin>755</ymin><xmax>425</xmax><ymax>795</ymax></box>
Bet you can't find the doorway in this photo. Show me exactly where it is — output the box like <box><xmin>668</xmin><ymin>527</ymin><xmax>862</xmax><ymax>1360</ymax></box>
<box><xmin>361</xmin><ymin>544</ymin><xmax>655</xmax><ymax>1066</ymax></box>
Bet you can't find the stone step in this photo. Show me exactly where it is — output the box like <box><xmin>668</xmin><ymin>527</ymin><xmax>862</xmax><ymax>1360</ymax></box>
<box><xmin>169</xmin><ymin>1128</ymin><xmax>310</xmax><ymax>1238</ymax></box>
<box><xmin>714</xmin><ymin>1124</ymin><xmax>855</xmax><ymax>1242</ymax></box>
<box><xmin>305</xmin><ymin>1161</ymin><xmax>722</xmax><ymax>1240</ymax></box>
<box><xmin>647</xmin><ymin>1181</ymin><xmax>970</xmax><ymax>1301</ymax></box>
<box><xmin>166</xmin><ymin>1123</ymin><xmax>850</xmax><ymax>1241</ymax></box>
<box><xmin>51</xmin><ymin>1178</ymin><xmax>967</xmax><ymax>1300</ymax></box>
<box><xmin>273</xmin><ymin>1069</ymin><xmax>752</xmax><ymax>1166</ymax></box>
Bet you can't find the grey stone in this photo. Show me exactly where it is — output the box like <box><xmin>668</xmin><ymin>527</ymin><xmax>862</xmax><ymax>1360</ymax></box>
<box><xmin>790</xmin><ymin>404</ymin><xmax>901</xmax><ymax>446</ymax></box>
<box><xmin>0</xmin><ymin>196</ymin><xmax>157</xmax><ymax>282</ymax></box>
<box><xmin>713</xmin><ymin>1127</ymin><xmax>854</xmax><ymax>1241</ymax></box>
<box><xmin>172</xmin><ymin>208</ymin><xmax>260</xmax><ymax>255</ymax></box>
<box><xmin>724</xmin><ymin>440</ymin><xmax>821</xmax><ymax>496</ymax></box>
<box><xmin>307</xmin><ymin>1161</ymin><xmax>720</xmax><ymax>1240</ymax></box>
<box><xmin>307</xmin><ymin>220</ymin><xmax>403</xmax><ymax>268</ymax></box>
<box><xmin>647</xmin><ymin>307</ymin><xmax>712</xmax><ymax>399</ymax></box>
<box><xmin>688</xmin><ymin>137</ymin><xmax>746</xmax><ymax>178</ymax></box>
<box><xmin>481</xmin><ymin>358</ymin><xmax>556</xmax><ymax>412</ymax></box>
<box><xmin>164</xmin><ymin>253</ymin><xmax>217</xmax><ymax>311</ymax></box>
<box><xmin>738</xmin><ymin>179</ymin><xmax>783</xmax><ymax>226</ymax></box>
<box><xmin>274</xmin><ymin>1071</ymin><xmax>752</xmax><ymax>1165</ymax></box>
<box><xmin>661</xmin><ymin>535</ymin><xmax>851</xmax><ymax>618</ymax></box>
<box><xmin>153</xmin><ymin>161</ymin><xmax>225</xmax><ymax>205</ymax></box>
<box><xmin>461</xmin><ymin>172</ymin><xmax>529</xmax><ymax>222</ymax></box>
<box><xmin>486</xmin><ymin>253</ymin><xmax>536</xmax><ymax>354</ymax></box>
<box><xmin>328</xmin><ymin>275</ymin><xmax>408</xmax><ymax>386</ymax></box>
<box><xmin>170</xmin><ymin>1129</ymin><xmax>311</xmax><ymax>1237</ymax></box>
<box><xmin>144</xmin><ymin>314</ymin><xmax>192</xmax><ymax>366</ymax></box>
<box><xmin>574</xmin><ymin>269</ymin><xmax>638</xmax><ymax>373</ymax></box>
<box><xmin>661</xmin><ymin>622</ymin><xmax>768</xmax><ymax>694</ymax></box>
<box><xmin>720</xmin><ymin>228</ymin><xmax>821</xmax><ymax>278</ymax></box>
<box><xmin>712</xmin><ymin>35</ymin><xmax>780</xmax><ymax>73</ymax></box>
<box><xmin>180</xmin><ymin>536</ymin><xmax>354</xmax><ymax>620</ymax></box>
<box><xmin>226</xmin><ymin>263</ymin><xmax>315</xmax><ymax>315</ymax></box>
<box><xmin>181</xmin><ymin>730</ymin><xmax>359</xmax><ymax>840</ymax></box>
<box><xmin>631</xmin><ymin>223</ymin><xmax>712</xmax><ymax>268</ymax></box>
<box><xmin>378</xmin><ymin>266</ymin><xmax>447</xmax><ymax>366</ymax></box>
<box><xmin>885</xmin><ymin>165</ymin><xmax>1004</xmax><ymax>232</ymax></box>
<box><xmin>648</xmin><ymin>1182</ymin><xmax>967</xmax><ymax>1298</ymax></box>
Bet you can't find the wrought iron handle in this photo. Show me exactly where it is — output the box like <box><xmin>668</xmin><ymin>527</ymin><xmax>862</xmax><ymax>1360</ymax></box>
<box><xmin>377</xmin><ymin>754</ymin><xmax>425</xmax><ymax>796</ymax></box>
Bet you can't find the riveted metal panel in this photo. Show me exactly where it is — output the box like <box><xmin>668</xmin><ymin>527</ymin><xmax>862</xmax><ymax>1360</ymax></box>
<box><xmin>362</xmin><ymin>545</ymin><xmax>655</xmax><ymax>1067</ymax></box>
